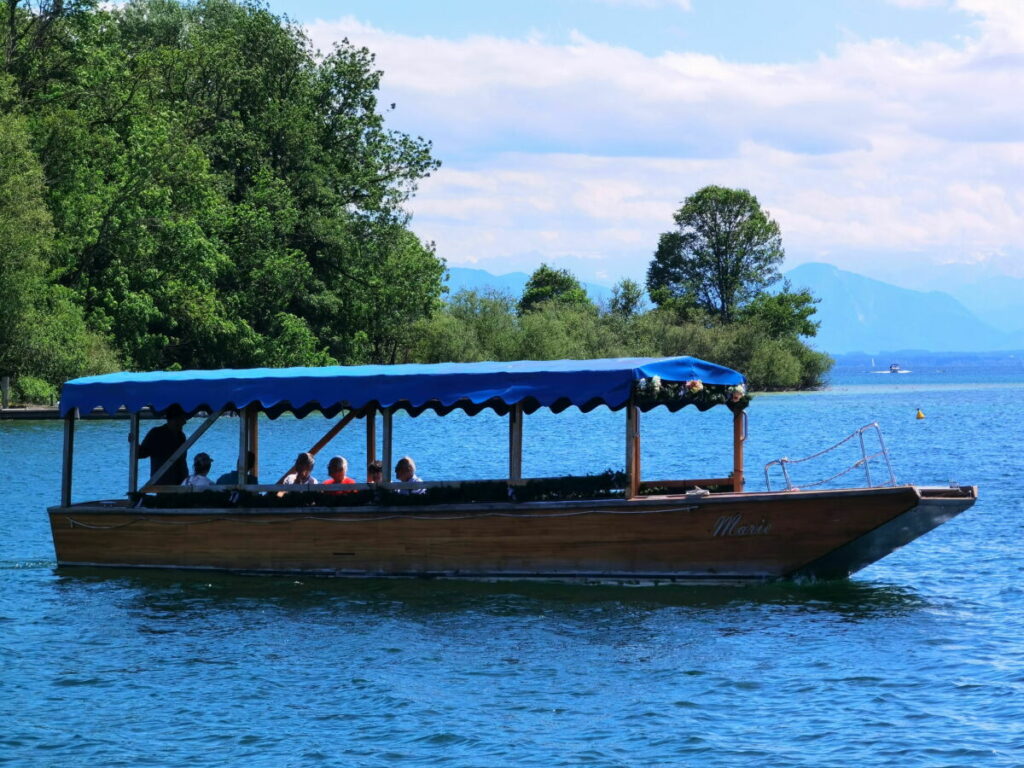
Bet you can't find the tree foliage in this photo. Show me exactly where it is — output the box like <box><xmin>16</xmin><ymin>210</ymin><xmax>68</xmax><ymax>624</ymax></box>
<box><xmin>0</xmin><ymin>85</ymin><xmax>116</xmax><ymax>400</ymax></box>
<box><xmin>518</xmin><ymin>264</ymin><xmax>593</xmax><ymax>314</ymax></box>
<box><xmin>609</xmin><ymin>278</ymin><xmax>645</xmax><ymax>318</ymax></box>
<box><xmin>739</xmin><ymin>280</ymin><xmax>820</xmax><ymax>339</ymax></box>
<box><xmin>647</xmin><ymin>185</ymin><xmax>784</xmax><ymax>322</ymax></box>
<box><xmin>0</xmin><ymin>2</ymin><xmax>830</xmax><ymax>398</ymax></box>
<box><xmin>400</xmin><ymin>188</ymin><xmax>829</xmax><ymax>390</ymax></box>
<box><xmin>0</xmin><ymin>0</ymin><xmax>443</xmax><ymax>395</ymax></box>
<box><xmin>404</xmin><ymin>278</ymin><xmax>831</xmax><ymax>391</ymax></box>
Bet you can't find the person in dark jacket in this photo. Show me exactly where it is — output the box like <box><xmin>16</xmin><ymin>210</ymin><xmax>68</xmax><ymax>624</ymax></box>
<box><xmin>215</xmin><ymin>451</ymin><xmax>258</xmax><ymax>486</ymax></box>
<box><xmin>138</xmin><ymin>404</ymin><xmax>189</xmax><ymax>485</ymax></box>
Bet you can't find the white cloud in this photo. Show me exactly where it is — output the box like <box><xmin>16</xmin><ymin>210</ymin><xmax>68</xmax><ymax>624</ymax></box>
<box><xmin>305</xmin><ymin>5</ymin><xmax>1024</xmax><ymax>284</ymax></box>
<box><xmin>957</xmin><ymin>0</ymin><xmax>1024</xmax><ymax>51</ymax></box>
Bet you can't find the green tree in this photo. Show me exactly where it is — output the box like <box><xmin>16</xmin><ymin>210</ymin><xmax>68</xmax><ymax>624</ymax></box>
<box><xmin>608</xmin><ymin>278</ymin><xmax>645</xmax><ymax>318</ymax></box>
<box><xmin>647</xmin><ymin>185</ymin><xmax>784</xmax><ymax>322</ymax></box>
<box><xmin>518</xmin><ymin>304</ymin><xmax>610</xmax><ymax>360</ymax></box>
<box><xmin>518</xmin><ymin>264</ymin><xmax>593</xmax><ymax>314</ymax></box>
<box><xmin>0</xmin><ymin>85</ymin><xmax>117</xmax><ymax>393</ymax></box>
<box><xmin>739</xmin><ymin>281</ymin><xmax>819</xmax><ymax>339</ymax></box>
<box><xmin>405</xmin><ymin>311</ymin><xmax>482</xmax><ymax>364</ymax></box>
<box><xmin>334</xmin><ymin>224</ymin><xmax>446</xmax><ymax>364</ymax></box>
<box><xmin>446</xmin><ymin>289</ymin><xmax>520</xmax><ymax>361</ymax></box>
<box><xmin>5</xmin><ymin>0</ymin><xmax>444</xmax><ymax>371</ymax></box>
<box><xmin>0</xmin><ymin>100</ymin><xmax>51</xmax><ymax>380</ymax></box>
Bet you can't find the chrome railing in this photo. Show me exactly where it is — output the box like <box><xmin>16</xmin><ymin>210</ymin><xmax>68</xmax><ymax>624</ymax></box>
<box><xmin>764</xmin><ymin>422</ymin><xmax>897</xmax><ymax>491</ymax></box>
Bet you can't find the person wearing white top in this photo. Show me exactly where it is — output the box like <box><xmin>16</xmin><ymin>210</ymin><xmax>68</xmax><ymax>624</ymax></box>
<box><xmin>282</xmin><ymin>451</ymin><xmax>318</xmax><ymax>485</ymax></box>
<box><xmin>394</xmin><ymin>455</ymin><xmax>425</xmax><ymax>495</ymax></box>
<box><xmin>181</xmin><ymin>452</ymin><xmax>214</xmax><ymax>487</ymax></box>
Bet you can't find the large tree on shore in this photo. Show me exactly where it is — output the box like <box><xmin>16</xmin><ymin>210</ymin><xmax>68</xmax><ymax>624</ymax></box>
<box><xmin>0</xmin><ymin>91</ymin><xmax>116</xmax><ymax>394</ymax></box>
<box><xmin>647</xmin><ymin>185</ymin><xmax>784</xmax><ymax>322</ymax></box>
<box><xmin>1</xmin><ymin>0</ymin><xmax>443</xmax><ymax>374</ymax></box>
<box><xmin>518</xmin><ymin>264</ymin><xmax>593</xmax><ymax>314</ymax></box>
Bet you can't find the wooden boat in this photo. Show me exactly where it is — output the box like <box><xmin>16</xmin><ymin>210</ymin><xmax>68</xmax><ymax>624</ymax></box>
<box><xmin>48</xmin><ymin>357</ymin><xmax>976</xmax><ymax>582</ymax></box>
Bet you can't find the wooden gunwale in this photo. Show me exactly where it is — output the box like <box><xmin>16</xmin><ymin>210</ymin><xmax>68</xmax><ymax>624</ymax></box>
<box><xmin>51</xmin><ymin>483</ymin><xmax>953</xmax><ymax>516</ymax></box>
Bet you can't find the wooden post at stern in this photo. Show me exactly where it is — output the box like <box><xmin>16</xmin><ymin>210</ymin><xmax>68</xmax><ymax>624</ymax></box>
<box><xmin>732</xmin><ymin>409</ymin><xmax>746</xmax><ymax>492</ymax></box>
<box><xmin>61</xmin><ymin>409</ymin><xmax>77</xmax><ymax>507</ymax></box>
<box><xmin>128</xmin><ymin>413</ymin><xmax>139</xmax><ymax>494</ymax></box>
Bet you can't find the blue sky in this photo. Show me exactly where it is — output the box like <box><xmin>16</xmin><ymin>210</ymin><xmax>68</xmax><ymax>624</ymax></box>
<box><xmin>280</xmin><ymin>0</ymin><xmax>967</xmax><ymax>61</ymax></box>
<box><xmin>267</xmin><ymin>0</ymin><xmax>1023</xmax><ymax>289</ymax></box>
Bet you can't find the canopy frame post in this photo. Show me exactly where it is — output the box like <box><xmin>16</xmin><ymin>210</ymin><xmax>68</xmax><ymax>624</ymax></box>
<box><xmin>236</xmin><ymin>406</ymin><xmax>249</xmax><ymax>488</ymax></box>
<box><xmin>246</xmin><ymin>405</ymin><xmax>259</xmax><ymax>480</ymax></box>
<box><xmin>382</xmin><ymin>409</ymin><xmax>393</xmax><ymax>483</ymax></box>
<box><xmin>128</xmin><ymin>413</ymin><xmax>139</xmax><ymax>494</ymax></box>
<box><xmin>61</xmin><ymin>409</ymin><xmax>77</xmax><ymax>507</ymax></box>
<box><xmin>508</xmin><ymin>403</ymin><xmax>523</xmax><ymax>483</ymax></box>
<box><xmin>732</xmin><ymin>409</ymin><xmax>746</xmax><ymax>492</ymax></box>
<box><xmin>626</xmin><ymin>402</ymin><xmax>640</xmax><ymax>499</ymax></box>
<box><xmin>366</xmin><ymin>406</ymin><xmax>377</xmax><ymax>476</ymax></box>
<box><xmin>144</xmin><ymin>409</ymin><xmax>223</xmax><ymax>489</ymax></box>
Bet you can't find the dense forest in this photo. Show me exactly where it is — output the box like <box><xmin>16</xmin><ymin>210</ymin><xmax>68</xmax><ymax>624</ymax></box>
<box><xmin>0</xmin><ymin>0</ymin><xmax>830</xmax><ymax>403</ymax></box>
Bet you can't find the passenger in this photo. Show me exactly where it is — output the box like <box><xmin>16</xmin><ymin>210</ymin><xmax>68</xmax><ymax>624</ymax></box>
<box><xmin>324</xmin><ymin>456</ymin><xmax>356</xmax><ymax>492</ymax></box>
<box><xmin>215</xmin><ymin>451</ymin><xmax>259</xmax><ymax>486</ymax></box>
<box><xmin>138</xmin><ymin>404</ymin><xmax>189</xmax><ymax>485</ymax></box>
<box><xmin>282</xmin><ymin>452</ymin><xmax>318</xmax><ymax>487</ymax></box>
<box><xmin>395</xmin><ymin>456</ymin><xmax>425</xmax><ymax>495</ymax></box>
<box><xmin>182</xmin><ymin>452</ymin><xmax>213</xmax><ymax>487</ymax></box>
<box><xmin>366</xmin><ymin>460</ymin><xmax>383</xmax><ymax>485</ymax></box>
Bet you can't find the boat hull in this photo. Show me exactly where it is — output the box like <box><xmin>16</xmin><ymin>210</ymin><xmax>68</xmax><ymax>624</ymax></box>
<box><xmin>47</xmin><ymin>485</ymin><xmax>976</xmax><ymax>582</ymax></box>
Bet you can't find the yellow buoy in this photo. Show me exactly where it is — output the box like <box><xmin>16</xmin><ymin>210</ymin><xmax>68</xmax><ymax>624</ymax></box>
<box><xmin>916</xmin><ymin>408</ymin><xmax>925</xmax><ymax>420</ymax></box>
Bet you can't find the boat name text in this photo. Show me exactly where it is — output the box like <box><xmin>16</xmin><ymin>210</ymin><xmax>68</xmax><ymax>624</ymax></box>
<box><xmin>712</xmin><ymin>514</ymin><xmax>772</xmax><ymax>537</ymax></box>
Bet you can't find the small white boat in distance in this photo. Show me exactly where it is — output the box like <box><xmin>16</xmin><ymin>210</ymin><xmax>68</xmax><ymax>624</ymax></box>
<box><xmin>871</xmin><ymin>363</ymin><xmax>911</xmax><ymax>374</ymax></box>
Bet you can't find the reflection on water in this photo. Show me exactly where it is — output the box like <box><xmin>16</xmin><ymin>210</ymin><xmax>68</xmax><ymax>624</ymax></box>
<box><xmin>53</xmin><ymin>565</ymin><xmax>927</xmax><ymax>622</ymax></box>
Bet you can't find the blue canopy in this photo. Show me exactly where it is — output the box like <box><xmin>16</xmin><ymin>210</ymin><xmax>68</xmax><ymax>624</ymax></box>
<box><xmin>59</xmin><ymin>357</ymin><xmax>745</xmax><ymax>418</ymax></box>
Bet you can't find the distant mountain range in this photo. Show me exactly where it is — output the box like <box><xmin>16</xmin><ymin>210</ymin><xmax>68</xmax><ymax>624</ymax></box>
<box><xmin>893</xmin><ymin>264</ymin><xmax>1024</xmax><ymax>335</ymax></box>
<box><xmin>784</xmin><ymin>263</ymin><xmax>1024</xmax><ymax>354</ymax></box>
<box><xmin>447</xmin><ymin>262</ymin><xmax>1024</xmax><ymax>355</ymax></box>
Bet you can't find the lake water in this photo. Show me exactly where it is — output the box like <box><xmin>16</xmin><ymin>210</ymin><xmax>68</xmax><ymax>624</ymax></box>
<box><xmin>3</xmin><ymin>367</ymin><xmax>1024</xmax><ymax>766</ymax></box>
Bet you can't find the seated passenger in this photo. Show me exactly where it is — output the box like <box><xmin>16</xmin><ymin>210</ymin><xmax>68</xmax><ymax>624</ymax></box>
<box><xmin>324</xmin><ymin>456</ymin><xmax>356</xmax><ymax>492</ymax></box>
<box><xmin>366</xmin><ymin>460</ymin><xmax>383</xmax><ymax>485</ymax></box>
<box><xmin>215</xmin><ymin>451</ymin><xmax>258</xmax><ymax>486</ymax></box>
<box><xmin>395</xmin><ymin>456</ymin><xmax>425</xmax><ymax>495</ymax></box>
<box><xmin>282</xmin><ymin>452</ymin><xmax>318</xmax><ymax>486</ymax></box>
<box><xmin>182</xmin><ymin>452</ymin><xmax>213</xmax><ymax>488</ymax></box>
